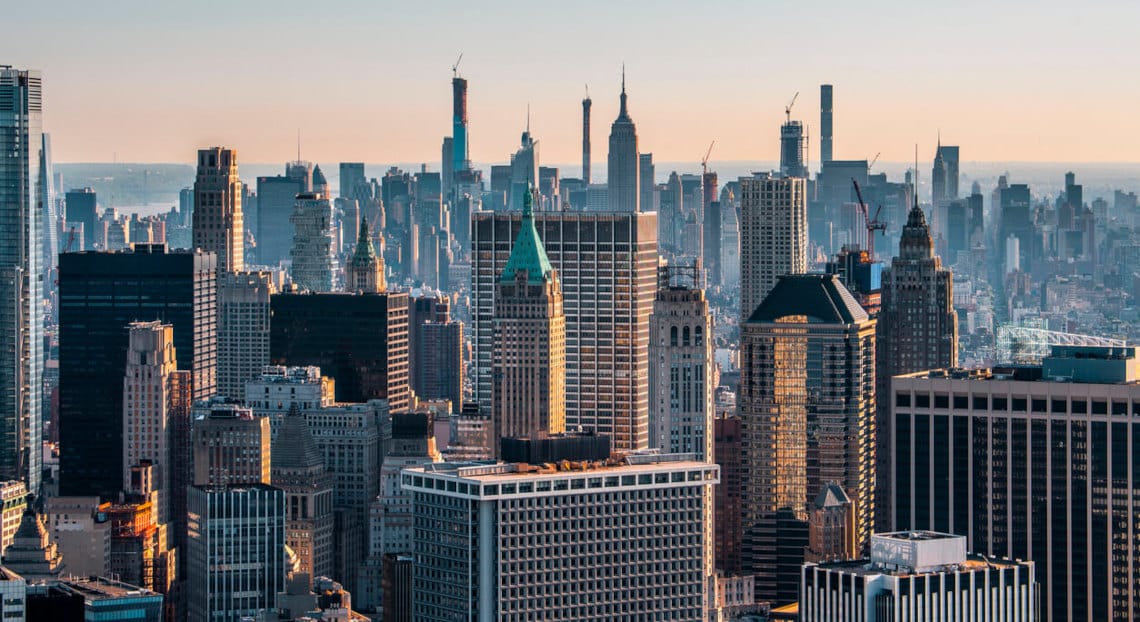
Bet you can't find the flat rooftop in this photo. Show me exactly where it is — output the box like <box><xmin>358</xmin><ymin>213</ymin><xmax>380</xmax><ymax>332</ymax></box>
<box><xmin>59</xmin><ymin>576</ymin><xmax>160</xmax><ymax>600</ymax></box>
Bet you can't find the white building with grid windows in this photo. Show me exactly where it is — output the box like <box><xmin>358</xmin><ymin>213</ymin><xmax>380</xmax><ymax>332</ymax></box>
<box><xmin>406</xmin><ymin>453</ymin><xmax>718</xmax><ymax>621</ymax></box>
<box><xmin>738</xmin><ymin>174</ymin><xmax>806</xmax><ymax>321</ymax></box>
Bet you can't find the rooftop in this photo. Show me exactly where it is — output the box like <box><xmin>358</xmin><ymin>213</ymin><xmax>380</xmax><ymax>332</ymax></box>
<box><xmin>747</xmin><ymin>274</ymin><xmax>868</xmax><ymax>325</ymax></box>
<box><xmin>411</xmin><ymin>451</ymin><xmax>714</xmax><ymax>483</ymax></box>
<box><xmin>57</xmin><ymin>576</ymin><xmax>160</xmax><ymax>601</ymax></box>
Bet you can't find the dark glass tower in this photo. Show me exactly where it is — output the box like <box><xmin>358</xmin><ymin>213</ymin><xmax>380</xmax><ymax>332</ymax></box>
<box><xmin>58</xmin><ymin>245</ymin><xmax>217</xmax><ymax>499</ymax></box>
<box><xmin>452</xmin><ymin>75</ymin><xmax>469</xmax><ymax>174</ymax></box>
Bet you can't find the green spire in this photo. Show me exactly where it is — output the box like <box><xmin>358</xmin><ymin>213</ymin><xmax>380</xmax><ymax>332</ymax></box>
<box><xmin>500</xmin><ymin>187</ymin><xmax>554</xmax><ymax>285</ymax></box>
<box><xmin>353</xmin><ymin>216</ymin><xmax>376</xmax><ymax>263</ymax></box>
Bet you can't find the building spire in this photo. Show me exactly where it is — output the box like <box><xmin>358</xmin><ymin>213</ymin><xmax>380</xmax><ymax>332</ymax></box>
<box><xmin>618</xmin><ymin>64</ymin><xmax>629</xmax><ymax>119</ymax></box>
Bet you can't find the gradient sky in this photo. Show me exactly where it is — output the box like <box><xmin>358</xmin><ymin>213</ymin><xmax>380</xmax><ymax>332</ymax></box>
<box><xmin>8</xmin><ymin>0</ymin><xmax>1140</xmax><ymax>167</ymax></box>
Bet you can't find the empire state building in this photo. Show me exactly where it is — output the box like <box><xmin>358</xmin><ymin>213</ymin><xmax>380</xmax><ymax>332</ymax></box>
<box><xmin>607</xmin><ymin>69</ymin><xmax>640</xmax><ymax>212</ymax></box>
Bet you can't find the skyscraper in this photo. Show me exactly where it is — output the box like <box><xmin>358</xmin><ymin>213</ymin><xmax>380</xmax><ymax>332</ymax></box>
<box><xmin>409</xmin><ymin>297</ymin><xmax>463</xmax><ymax>413</ymax></box>
<box><xmin>407</xmin><ymin>454</ymin><xmax>717</xmax><ymax>620</ymax></box>
<box><xmin>472</xmin><ymin>211</ymin><xmax>657</xmax><ymax>450</ymax></box>
<box><xmin>739</xmin><ymin>174</ymin><xmax>807</xmax><ymax>321</ymax></box>
<box><xmin>639</xmin><ymin>152</ymin><xmax>656</xmax><ymax>214</ymax></box>
<box><xmin>64</xmin><ymin>187</ymin><xmax>97</xmax><ymax>250</ymax></box>
<box><xmin>876</xmin><ymin>201</ymin><xmax>957</xmax><ymax>533</ymax></box>
<box><xmin>0</xmin><ymin>67</ymin><xmax>44</xmax><ymax>493</ymax></box>
<box><xmin>217</xmin><ymin>271</ymin><xmax>274</xmax><ymax>400</ymax></box>
<box><xmin>271</xmin><ymin>404</ymin><xmax>334</xmax><ymax>579</ymax></box>
<box><xmin>739</xmin><ymin>274</ymin><xmax>876</xmax><ymax>602</ymax></box>
<box><xmin>256</xmin><ymin>161</ymin><xmax>311</xmax><ymax>266</ymax></box>
<box><xmin>59</xmin><ymin>245</ymin><xmax>217</xmax><ymax>499</ymax></box>
<box><xmin>648</xmin><ymin>263</ymin><xmax>713</xmax><ymax>461</ymax></box>
<box><xmin>290</xmin><ymin>192</ymin><xmax>337</xmax><ymax>292</ymax></box>
<box><xmin>581</xmin><ymin>92</ymin><xmax>591</xmax><ymax>184</ymax></box>
<box><xmin>780</xmin><ymin>120</ymin><xmax>807</xmax><ymax>178</ymax></box>
<box><xmin>890</xmin><ymin>346</ymin><xmax>1140</xmax><ymax>622</ymax></box>
<box><xmin>492</xmin><ymin>188</ymin><xmax>566</xmax><ymax>450</ymax></box>
<box><xmin>931</xmin><ymin>140</ymin><xmax>960</xmax><ymax>205</ymax></box>
<box><xmin>192</xmin><ymin>147</ymin><xmax>243</xmax><ymax>273</ymax></box>
<box><xmin>507</xmin><ymin>127</ymin><xmax>538</xmax><ymax>212</ymax></box>
<box><xmin>452</xmin><ymin>72</ymin><xmax>469</xmax><ymax>174</ymax></box>
<box><xmin>122</xmin><ymin>321</ymin><xmax>189</xmax><ymax>523</ymax></box>
<box><xmin>820</xmin><ymin>84</ymin><xmax>834</xmax><ymax>164</ymax></box>
<box><xmin>607</xmin><ymin>69</ymin><xmax>640</xmax><ymax>212</ymax></box>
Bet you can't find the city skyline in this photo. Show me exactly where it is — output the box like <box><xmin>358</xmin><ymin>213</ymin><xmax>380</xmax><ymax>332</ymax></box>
<box><xmin>8</xmin><ymin>1</ymin><xmax>1140</xmax><ymax>165</ymax></box>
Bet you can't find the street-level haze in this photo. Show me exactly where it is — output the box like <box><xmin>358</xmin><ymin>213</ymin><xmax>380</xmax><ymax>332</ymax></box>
<box><xmin>10</xmin><ymin>0</ymin><xmax>1140</xmax><ymax>165</ymax></box>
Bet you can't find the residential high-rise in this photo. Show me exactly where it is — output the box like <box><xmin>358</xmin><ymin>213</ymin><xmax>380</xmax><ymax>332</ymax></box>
<box><xmin>648</xmin><ymin>264</ymin><xmax>713</xmax><ymax>461</ymax></box>
<box><xmin>714</xmin><ymin>414</ymin><xmax>744</xmax><ymax>575</ymax></box>
<box><xmin>186</xmin><ymin>484</ymin><xmax>285</xmax><ymax>622</ymax></box>
<box><xmin>452</xmin><ymin>72</ymin><xmax>469</xmax><ymax>174</ymax></box>
<box><xmin>492</xmin><ymin>188</ymin><xmax>566</xmax><ymax>449</ymax></box>
<box><xmin>875</xmin><ymin>199</ymin><xmax>957</xmax><ymax>532</ymax></box>
<box><xmin>780</xmin><ymin>120</ymin><xmax>807</xmax><ymax>178</ymax></box>
<box><xmin>347</xmin><ymin>216</ymin><xmax>385</xmax><ymax>293</ymax></box>
<box><xmin>64</xmin><ymin>187</ymin><xmax>97</xmax><ymax>250</ymax></box>
<box><xmin>739</xmin><ymin>174</ymin><xmax>807</xmax><ymax>321</ymax></box>
<box><xmin>739</xmin><ymin>274</ymin><xmax>876</xmax><ymax>603</ymax></box>
<box><xmin>256</xmin><ymin>161</ymin><xmax>311</xmax><ymax>266</ymax></box>
<box><xmin>59</xmin><ymin>245</ymin><xmax>217</xmax><ymax>499</ymax></box>
<box><xmin>472</xmin><ymin>211</ymin><xmax>657</xmax><ymax>450</ymax></box>
<box><xmin>801</xmin><ymin>532</ymin><xmax>1036</xmax><ymax>622</ymax></box>
<box><xmin>217</xmin><ymin>271</ymin><xmax>274</xmax><ymax>400</ymax></box>
<box><xmin>122</xmin><ymin>322</ymin><xmax>190</xmax><ymax>523</ymax></box>
<box><xmin>703</xmin><ymin>199</ymin><xmax>721</xmax><ymax>284</ymax></box>
<box><xmin>890</xmin><ymin>346</ymin><xmax>1140</xmax><ymax>622</ymax></box>
<box><xmin>406</xmin><ymin>454</ymin><xmax>718</xmax><ymax>621</ymax></box>
<box><xmin>269</xmin><ymin>290</ymin><xmax>409</xmax><ymax>409</ymax></box>
<box><xmin>820</xmin><ymin>84</ymin><xmax>834</xmax><ymax>164</ymax></box>
<box><xmin>607</xmin><ymin>70</ymin><xmax>640</xmax><ymax>212</ymax></box>
<box><xmin>190</xmin><ymin>403</ymin><xmax>270</xmax><ymax>487</ymax></box>
<box><xmin>271</xmin><ymin>405</ymin><xmax>334</xmax><ymax>579</ymax></box>
<box><xmin>581</xmin><ymin>92</ymin><xmax>591</xmax><ymax>184</ymax></box>
<box><xmin>192</xmin><ymin>147</ymin><xmax>243</xmax><ymax>273</ymax></box>
<box><xmin>290</xmin><ymin>192</ymin><xmax>337</xmax><ymax>292</ymax></box>
<box><xmin>0</xmin><ymin>67</ymin><xmax>44</xmax><ymax>493</ymax></box>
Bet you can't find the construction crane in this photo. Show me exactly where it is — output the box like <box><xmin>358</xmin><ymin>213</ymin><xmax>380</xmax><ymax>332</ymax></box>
<box><xmin>868</xmin><ymin>152</ymin><xmax>881</xmax><ymax>172</ymax></box>
<box><xmin>54</xmin><ymin>226</ymin><xmax>78</xmax><ymax>286</ymax></box>
<box><xmin>700</xmin><ymin>141</ymin><xmax>715</xmax><ymax>177</ymax></box>
<box><xmin>852</xmin><ymin>178</ymin><xmax>887</xmax><ymax>257</ymax></box>
<box><xmin>451</xmin><ymin>52</ymin><xmax>463</xmax><ymax>77</ymax></box>
<box><xmin>785</xmin><ymin>91</ymin><xmax>799</xmax><ymax>124</ymax></box>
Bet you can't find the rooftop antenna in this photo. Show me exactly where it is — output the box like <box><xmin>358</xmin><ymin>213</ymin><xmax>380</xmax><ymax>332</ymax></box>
<box><xmin>452</xmin><ymin>52</ymin><xmax>463</xmax><ymax>78</ymax></box>
<box><xmin>296</xmin><ymin>128</ymin><xmax>301</xmax><ymax>162</ymax></box>
<box><xmin>622</xmin><ymin>63</ymin><xmax>626</xmax><ymax>94</ymax></box>
<box><xmin>526</xmin><ymin>102</ymin><xmax>530</xmax><ymax>134</ymax></box>
<box><xmin>585</xmin><ymin>83</ymin><xmax>589</xmax><ymax>99</ymax></box>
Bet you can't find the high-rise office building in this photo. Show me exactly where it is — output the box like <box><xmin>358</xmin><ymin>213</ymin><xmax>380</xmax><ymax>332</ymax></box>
<box><xmin>406</xmin><ymin>454</ymin><xmax>718</xmax><ymax>621</ymax></box>
<box><xmin>269</xmin><ymin>290</ymin><xmax>409</xmax><ymax>409</ymax></box>
<box><xmin>739</xmin><ymin>174</ymin><xmax>807</xmax><ymax>321</ymax></box>
<box><xmin>739</xmin><ymin>274</ymin><xmax>876</xmax><ymax>603</ymax></box>
<box><xmin>190</xmin><ymin>403</ymin><xmax>270</xmax><ymax>487</ymax></box>
<box><xmin>122</xmin><ymin>322</ymin><xmax>190</xmax><ymax>523</ymax></box>
<box><xmin>192</xmin><ymin>147</ymin><xmax>243</xmax><ymax>273</ymax></box>
<box><xmin>703</xmin><ymin>199</ymin><xmax>721</xmax><ymax>284</ymax></box>
<box><xmin>720</xmin><ymin>191</ymin><xmax>740</xmax><ymax>288</ymax></box>
<box><xmin>714</xmin><ymin>414</ymin><xmax>744</xmax><ymax>575</ymax></box>
<box><xmin>409</xmin><ymin>297</ymin><xmax>463</xmax><ymax>413</ymax></box>
<box><xmin>472</xmin><ymin>211</ymin><xmax>657</xmax><ymax>450</ymax></box>
<box><xmin>65</xmin><ymin>187</ymin><xmax>98</xmax><ymax>251</ymax></box>
<box><xmin>256</xmin><ymin>161</ymin><xmax>311</xmax><ymax>266</ymax></box>
<box><xmin>607</xmin><ymin>70</ymin><xmax>640</xmax><ymax>213</ymax></box>
<box><xmin>186</xmin><ymin>484</ymin><xmax>285</xmax><ymax>622</ymax></box>
<box><xmin>217</xmin><ymin>271</ymin><xmax>274</xmax><ymax>400</ymax></box>
<box><xmin>639</xmin><ymin>152</ymin><xmax>656</xmax><ymax>214</ymax></box>
<box><xmin>820</xmin><ymin>84</ymin><xmax>834</xmax><ymax>165</ymax></box>
<box><xmin>243</xmin><ymin>365</ymin><xmax>335</xmax><ymax>434</ymax></box>
<box><xmin>931</xmin><ymin>140</ymin><xmax>960</xmax><ymax>206</ymax></box>
<box><xmin>889</xmin><ymin>346</ymin><xmax>1140</xmax><ymax>621</ymax></box>
<box><xmin>290</xmin><ymin>192</ymin><xmax>337</xmax><ymax>292</ymax></box>
<box><xmin>347</xmin><ymin>216</ymin><xmax>385</xmax><ymax>293</ymax></box>
<box><xmin>507</xmin><ymin>128</ymin><xmax>538</xmax><ymax>212</ymax></box>
<box><xmin>339</xmin><ymin>162</ymin><xmax>366</xmax><ymax>201</ymax></box>
<box><xmin>581</xmin><ymin>93</ymin><xmax>591</xmax><ymax>184</ymax></box>
<box><xmin>271</xmin><ymin>405</ymin><xmax>334</xmax><ymax>579</ymax></box>
<box><xmin>492</xmin><ymin>189</ymin><xmax>566</xmax><ymax>449</ymax></box>
<box><xmin>801</xmin><ymin>532</ymin><xmax>1037</xmax><ymax>622</ymax></box>
<box><xmin>648</xmin><ymin>264</ymin><xmax>713</xmax><ymax>461</ymax></box>
<box><xmin>59</xmin><ymin>245</ymin><xmax>216</xmax><ymax>499</ymax></box>
<box><xmin>0</xmin><ymin>67</ymin><xmax>44</xmax><ymax>493</ymax></box>
<box><xmin>875</xmin><ymin>200</ymin><xmax>957</xmax><ymax>531</ymax></box>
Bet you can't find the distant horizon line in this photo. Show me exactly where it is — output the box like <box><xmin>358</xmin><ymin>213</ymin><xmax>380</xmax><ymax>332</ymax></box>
<box><xmin>53</xmin><ymin>159</ymin><xmax>1140</xmax><ymax>168</ymax></box>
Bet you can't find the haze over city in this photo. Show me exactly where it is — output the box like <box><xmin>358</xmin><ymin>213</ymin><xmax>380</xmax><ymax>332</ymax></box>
<box><xmin>9</xmin><ymin>0</ymin><xmax>1140</xmax><ymax>164</ymax></box>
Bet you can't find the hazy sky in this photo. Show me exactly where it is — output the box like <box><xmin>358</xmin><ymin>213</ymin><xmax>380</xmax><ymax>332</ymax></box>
<box><xmin>9</xmin><ymin>0</ymin><xmax>1140</xmax><ymax>167</ymax></box>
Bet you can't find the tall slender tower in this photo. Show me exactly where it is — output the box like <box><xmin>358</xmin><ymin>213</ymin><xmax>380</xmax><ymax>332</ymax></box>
<box><xmin>582</xmin><ymin>90</ymin><xmax>591</xmax><ymax>184</ymax></box>
<box><xmin>875</xmin><ymin>197</ymin><xmax>957</xmax><ymax>532</ymax></box>
<box><xmin>492</xmin><ymin>188</ymin><xmax>566</xmax><ymax>452</ymax></box>
<box><xmin>0</xmin><ymin>67</ymin><xmax>44</xmax><ymax>493</ymax></box>
<box><xmin>348</xmin><ymin>216</ymin><xmax>385</xmax><ymax>293</ymax></box>
<box><xmin>607</xmin><ymin>68</ymin><xmax>640</xmax><ymax>212</ymax></box>
<box><xmin>193</xmin><ymin>147</ymin><xmax>243</xmax><ymax>273</ymax></box>
<box><xmin>452</xmin><ymin>72</ymin><xmax>469</xmax><ymax>174</ymax></box>
<box><xmin>820</xmin><ymin>84</ymin><xmax>834</xmax><ymax>164</ymax></box>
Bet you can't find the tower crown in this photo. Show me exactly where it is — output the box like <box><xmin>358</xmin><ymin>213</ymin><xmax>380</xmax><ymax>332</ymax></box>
<box><xmin>500</xmin><ymin>188</ymin><xmax>554</xmax><ymax>285</ymax></box>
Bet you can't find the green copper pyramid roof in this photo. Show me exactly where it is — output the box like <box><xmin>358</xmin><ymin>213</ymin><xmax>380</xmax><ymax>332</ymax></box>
<box><xmin>352</xmin><ymin>216</ymin><xmax>378</xmax><ymax>266</ymax></box>
<box><xmin>500</xmin><ymin>187</ymin><xmax>554</xmax><ymax>285</ymax></box>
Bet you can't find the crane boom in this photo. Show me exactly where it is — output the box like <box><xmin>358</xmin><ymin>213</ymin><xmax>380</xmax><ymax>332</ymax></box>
<box><xmin>452</xmin><ymin>52</ymin><xmax>463</xmax><ymax>77</ymax></box>
<box><xmin>701</xmin><ymin>141</ymin><xmax>715</xmax><ymax>176</ymax></box>
<box><xmin>785</xmin><ymin>91</ymin><xmax>799</xmax><ymax>123</ymax></box>
<box><xmin>852</xmin><ymin>178</ymin><xmax>887</xmax><ymax>258</ymax></box>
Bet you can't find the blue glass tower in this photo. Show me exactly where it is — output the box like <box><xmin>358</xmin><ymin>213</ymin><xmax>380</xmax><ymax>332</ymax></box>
<box><xmin>452</xmin><ymin>76</ymin><xmax>468</xmax><ymax>174</ymax></box>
